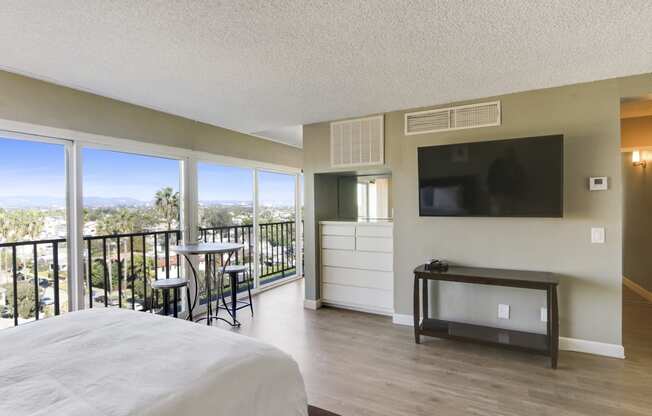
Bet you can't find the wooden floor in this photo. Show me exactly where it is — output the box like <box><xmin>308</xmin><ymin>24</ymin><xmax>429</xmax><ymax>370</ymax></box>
<box><xmin>209</xmin><ymin>279</ymin><xmax>652</xmax><ymax>416</ymax></box>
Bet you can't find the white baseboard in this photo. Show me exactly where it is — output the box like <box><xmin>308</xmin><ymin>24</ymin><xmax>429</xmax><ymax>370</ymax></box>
<box><xmin>392</xmin><ymin>314</ymin><xmax>624</xmax><ymax>359</ymax></box>
<box><xmin>392</xmin><ymin>313</ymin><xmax>414</xmax><ymax>326</ymax></box>
<box><xmin>303</xmin><ymin>298</ymin><xmax>322</xmax><ymax>310</ymax></box>
<box><xmin>559</xmin><ymin>337</ymin><xmax>625</xmax><ymax>359</ymax></box>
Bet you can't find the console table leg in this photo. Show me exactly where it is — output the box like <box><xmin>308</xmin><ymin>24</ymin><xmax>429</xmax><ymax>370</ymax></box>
<box><xmin>550</xmin><ymin>285</ymin><xmax>559</xmax><ymax>369</ymax></box>
<box><xmin>413</xmin><ymin>276</ymin><xmax>421</xmax><ymax>344</ymax></box>
<box><xmin>422</xmin><ymin>278</ymin><xmax>428</xmax><ymax>320</ymax></box>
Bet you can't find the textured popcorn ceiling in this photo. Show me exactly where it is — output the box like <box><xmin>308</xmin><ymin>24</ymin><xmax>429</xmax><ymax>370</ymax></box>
<box><xmin>1</xmin><ymin>1</ymin><xmax>652</xmax><ymax>147</ymax></box>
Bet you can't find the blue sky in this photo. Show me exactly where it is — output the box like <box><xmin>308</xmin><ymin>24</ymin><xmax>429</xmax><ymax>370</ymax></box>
<box><xmin>0</xmin><ymin>137</ymin><xmax>295</xmax><ymax>205</ymax></box>
<box><xmin>0</xmin><ymin>137</ymin><xmax>66</xmax><ymax>198</ymax></box>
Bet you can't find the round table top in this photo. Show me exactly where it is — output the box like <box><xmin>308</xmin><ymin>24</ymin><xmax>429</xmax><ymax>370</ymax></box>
<box><xmin>151</xmin><ymin>277</ymin><xmax>188</xmax><ymax>289</ymax></box>
<box><xmin>171</xmin><ymin>242</ymin><xmax>244</xmax><ymax>255</ymax></box>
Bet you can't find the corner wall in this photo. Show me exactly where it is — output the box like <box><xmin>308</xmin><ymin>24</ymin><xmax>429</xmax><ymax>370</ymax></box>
<box><xmin>303</xmin><ymin>73</ymin><xmax>652</xmax><ymax>347</ymax></box>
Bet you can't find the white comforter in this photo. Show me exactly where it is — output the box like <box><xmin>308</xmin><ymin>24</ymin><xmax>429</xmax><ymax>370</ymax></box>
<box><xmin>0</xmin><ymin>308</ymin><xmax>308</xmax><ymax>416</ymax></box>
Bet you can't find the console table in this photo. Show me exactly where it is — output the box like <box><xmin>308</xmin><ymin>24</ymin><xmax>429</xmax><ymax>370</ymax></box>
<box><xmin>413</xmin><ymin>265</ymin><xmax>559</xmax><ymax>368</ymax></box>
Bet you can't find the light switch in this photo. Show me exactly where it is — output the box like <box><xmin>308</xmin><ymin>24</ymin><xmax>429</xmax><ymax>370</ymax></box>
<box><xmin>498</xmin><ymin>304</ymin><xmax>510</xmax><ymax>319</ymax></box>
<box><xmin>591</xmin><ymin>227</ymin><xmax>605</xmax><ymax>244</ymax></box>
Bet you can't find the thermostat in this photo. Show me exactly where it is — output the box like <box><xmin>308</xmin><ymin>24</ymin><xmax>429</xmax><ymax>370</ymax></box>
<box><xmin>589</xmin><ymin>177</ymin><xmax>608</xmax><ymax>191</ymax></box>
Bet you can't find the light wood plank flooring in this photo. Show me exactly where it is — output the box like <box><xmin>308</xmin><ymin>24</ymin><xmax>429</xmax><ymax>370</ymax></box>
<box><xmin>208</xmin><ymin>280</ymin><xmax>652</xmax><ymax>416</ymax></box>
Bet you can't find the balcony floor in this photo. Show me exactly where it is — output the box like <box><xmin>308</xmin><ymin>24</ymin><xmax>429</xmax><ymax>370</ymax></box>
<box><xmin>207</xmin><ymin>279</ymin><xmax>652</xmax><ymax>416</ymax></box>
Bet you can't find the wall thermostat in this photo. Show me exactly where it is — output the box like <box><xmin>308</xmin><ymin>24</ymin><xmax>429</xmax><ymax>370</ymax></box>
<box><xmin>589</xmin><ymin>177</ymin><xmax>608</xmax><ymax>191</ymax></box>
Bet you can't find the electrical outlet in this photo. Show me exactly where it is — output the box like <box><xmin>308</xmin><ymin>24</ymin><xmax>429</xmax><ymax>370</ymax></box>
<box><xmin>498</xmin><ymin>304</ymin><xmax>510</xmax><ymax>319</ymax></box>
<box><xmin>540</xmin><ymin>307</ymin><xmax>548</xmax><ymax>322</ymax></box>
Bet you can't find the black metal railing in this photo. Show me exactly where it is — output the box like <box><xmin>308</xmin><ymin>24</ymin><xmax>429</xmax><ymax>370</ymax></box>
<box><xmin>0</xmin><ymin>238</ymin><xmax>66</xmax><ymax>327</ymax></box>
<box><xmin>258</xmin><ymin>221</ymin><xmax>296</xmax><ymax>284</ymax></box>
<box><xmin>84</xmin><ymin>229</ymin><xmax>182</xmax><ymax>312</ymax></box>
<box><xmin>0</xmin><ymin>221</ymin><xmax>298</xmax><ymax>327</ymax></box>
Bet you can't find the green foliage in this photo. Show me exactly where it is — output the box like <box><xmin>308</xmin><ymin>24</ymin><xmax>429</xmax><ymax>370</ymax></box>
<box><xmin>3</xmin><ymin>281</ymin><xmax>40</xmax><ymax>319</ymax></box>
<box><xmin>0</xmin><ymin>209</ymin><xmax>45</xmax><ymax>243</ymax></box>
<box><xmin>154</xmin><ymin>187</ymin><xmax>179</xmax><ymax>230</ymax></box>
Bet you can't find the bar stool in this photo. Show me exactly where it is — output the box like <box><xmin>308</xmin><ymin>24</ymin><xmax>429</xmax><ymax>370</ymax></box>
<box><xmin>217</xmin><ymin>265</ymin><xmax>253</xmax><ymax>322</ymax></box>
<box><xmin>151</xmin><ymin>278</ymin><xmax>192</xmax><ymax>319</ymax></box>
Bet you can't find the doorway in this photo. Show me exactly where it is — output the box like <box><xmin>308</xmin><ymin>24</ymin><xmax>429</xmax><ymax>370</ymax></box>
<box><xmin>620</xmin><ymin>96</ymin><xmax>652</xmax><ymax>362</ymax></box>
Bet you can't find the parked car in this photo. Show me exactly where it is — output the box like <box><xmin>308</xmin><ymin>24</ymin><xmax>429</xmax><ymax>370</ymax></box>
<box><xmin>40</xmin><ymin>296</ymin><xmax>54</xmax><ymax>306</ymax></box>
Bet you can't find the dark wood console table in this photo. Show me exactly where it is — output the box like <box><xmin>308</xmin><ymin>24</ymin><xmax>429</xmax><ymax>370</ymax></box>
<box><xmin>413</xmin><ymin>265</ymin><xmax>559</xmax><ymax>368</ymax></box>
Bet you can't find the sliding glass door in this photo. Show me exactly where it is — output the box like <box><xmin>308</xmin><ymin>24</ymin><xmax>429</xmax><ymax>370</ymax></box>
<box><xmin>0</xmin><ymin>136</ymin><xmax>68</xmax><ymax>328</ymax></box>
<box><xmin>82</xmin><ymin>148</ymin><xmax>182</xmax><ymax>313</ymax></box>
<box><xmin>257</xmin><ymin>170</ymin><xmax>297</xmax><ymax>286</ymax></box>
<box><xmin>197</xmin><ymin>162</ymin><xmax>254</xmax><ymax>305</ymax></box>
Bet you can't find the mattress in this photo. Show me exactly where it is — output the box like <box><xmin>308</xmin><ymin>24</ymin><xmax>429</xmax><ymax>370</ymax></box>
<box><xmin>0</xmin><ymin>308</ymin><xmax>308</xmax><ymax>416</ymax></box>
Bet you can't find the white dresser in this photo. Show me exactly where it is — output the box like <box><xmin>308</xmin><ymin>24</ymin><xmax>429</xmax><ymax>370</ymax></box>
<box><xmin>320</xmin><ymin>220</ymin><xmax>393</xmax><ymax>315</ymax></box>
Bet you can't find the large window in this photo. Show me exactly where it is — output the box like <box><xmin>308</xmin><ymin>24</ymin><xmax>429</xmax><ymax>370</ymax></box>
<box><xmin>0</xmin><ymin>137</ymin><xmax>68</xmax><ymax>327</ymax></box>
<box><xmin>82</xmin><ymin>148</ymin><xmax>182</xmax><ymax>312</ymax></box>
<box><xmin>0</xmin><ymin>127</ymin><xmax>301</xmax><ymax>327</ymax></box>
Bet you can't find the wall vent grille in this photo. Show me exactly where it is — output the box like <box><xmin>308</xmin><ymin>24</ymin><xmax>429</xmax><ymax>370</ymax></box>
<box><xmin>404</xmin><ymin>101</ymin><xmax>501</xmax><ymax>135</ymax></box>
<box><xmin>331</xmin><ymin>115</ymin><xmax>384</xmax><ymax>167</ymax></box>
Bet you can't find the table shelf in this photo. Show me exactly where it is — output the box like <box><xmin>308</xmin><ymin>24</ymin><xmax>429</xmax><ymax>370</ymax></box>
<box><xmin>420</xmin><ymin>318</ymin><xmax>549</xmax><ymax>354</ymax></box>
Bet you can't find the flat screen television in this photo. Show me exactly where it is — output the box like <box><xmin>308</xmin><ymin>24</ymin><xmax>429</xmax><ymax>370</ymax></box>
<box><xmin>418</xmin><ymin>135</ymin><xmax>563</xmax><ymax>217</ymax></box>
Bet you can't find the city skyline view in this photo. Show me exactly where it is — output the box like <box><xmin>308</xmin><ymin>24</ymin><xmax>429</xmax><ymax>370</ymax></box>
<box><xmin>0</xmin><ymin>137</ymin><xmax>296</xmax><ymax>208</ymax></box>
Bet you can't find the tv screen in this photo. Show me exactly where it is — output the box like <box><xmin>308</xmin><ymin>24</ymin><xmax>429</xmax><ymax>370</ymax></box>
<box><xmin>418</xmin><ymin>135</ymin><xmax>563</xmax><ymax>217</ymax></box>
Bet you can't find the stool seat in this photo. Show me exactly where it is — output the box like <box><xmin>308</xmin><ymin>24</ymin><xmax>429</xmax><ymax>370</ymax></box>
<box><xmin>224</xmin><ymin>265</ymin><xmax>247</xmax><ymax>273</ymax></box>
<box><xmin>151</xmin><ymin>278</ymin><xmax>188</xmax><ymax>290</ymax></box>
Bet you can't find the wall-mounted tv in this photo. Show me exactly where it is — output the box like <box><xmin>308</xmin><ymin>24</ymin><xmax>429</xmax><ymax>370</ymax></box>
<box><xmin>418</xmin><ymin>135</ymin><xmax>563</xmax><ymax>217</ymax></box>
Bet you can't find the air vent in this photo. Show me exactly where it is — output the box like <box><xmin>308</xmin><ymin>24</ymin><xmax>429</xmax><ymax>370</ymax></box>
<box><xmin>331</xmin><ymin>115</ymin><xmax>384</xmax><ymax>167</ymax></box>
<box><xmin>405</xmin><ymin>101</ymin><xmax>501</xmax><ymax>135</ymax></box>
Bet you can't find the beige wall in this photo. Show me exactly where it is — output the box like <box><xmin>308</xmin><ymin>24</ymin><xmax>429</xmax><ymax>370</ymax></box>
<box><xmin>304</xmin><ymin>73</ymin><xmax>652</xmax><ymax>346</ymax></box>
<box><xmin>621</xmin><ymin>116</ymin><xmax>652</xmax><ymax>149</ymax></box>
<box><xmin>0</xmin><ymin>70</ymin><xmax>302</xmax><ymax>168</ymax></box>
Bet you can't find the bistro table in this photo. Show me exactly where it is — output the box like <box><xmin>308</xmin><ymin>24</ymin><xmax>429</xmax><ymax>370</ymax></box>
<box><xmin>171</xmin><ymin>242</ymin><xmax>245</xmax><ymax>327</ymax></box>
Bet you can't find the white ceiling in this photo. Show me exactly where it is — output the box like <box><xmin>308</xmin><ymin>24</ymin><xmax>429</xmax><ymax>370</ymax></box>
<box><xmin>2</xmin><ymin>1</ymin><xmax>652</xmax><ymax>148</ymax></box>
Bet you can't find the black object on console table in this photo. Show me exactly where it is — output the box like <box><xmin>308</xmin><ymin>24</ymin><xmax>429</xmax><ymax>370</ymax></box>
<box><xmin>413</xmin><ymin>264</ymin><xmax>559</xmax><ymax>368</ymax></box>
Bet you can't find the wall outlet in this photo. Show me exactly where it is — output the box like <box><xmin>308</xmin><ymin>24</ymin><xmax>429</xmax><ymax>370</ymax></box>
<box><xmin>591</xmin><ymin>227</ymin><xmax>605</xmax><ymax>244</ymax></box>
<box><xmin>540</xmin><ymin>307</ymin><xmax>548</xmax><ymax>322</ymax></box>
<box><xmin>498</xmin><ymin>304</ymin><xmax>510</xmax><ymax>319</ymax></box>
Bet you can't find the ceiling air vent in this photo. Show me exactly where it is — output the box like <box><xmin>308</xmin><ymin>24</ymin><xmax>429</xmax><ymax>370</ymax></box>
<box><xmin>405</xmin><ymin>101</ymin><xmax>501</xmax><ymax>135</ymax></box>
<box><xmin>331</xmin><ymin>115</ymin><xmax>384</xmax><ymax>168</ymax></box>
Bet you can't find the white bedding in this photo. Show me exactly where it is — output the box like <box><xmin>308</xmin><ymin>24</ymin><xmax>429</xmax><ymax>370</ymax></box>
<box><xmin>0</xmin><ymin>308</ymin><xmax>308</xmax><ymax>416</ymax></box>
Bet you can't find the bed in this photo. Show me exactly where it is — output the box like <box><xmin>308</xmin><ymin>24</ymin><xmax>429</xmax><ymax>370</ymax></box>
<box><xmin>0</xmin><ymin>308</ymin><xmax>308</xmax><ymax>416</ymax></box>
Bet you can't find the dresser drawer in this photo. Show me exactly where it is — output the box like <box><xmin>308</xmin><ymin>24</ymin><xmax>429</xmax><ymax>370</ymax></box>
<box><xmin>320</xmin><ymin>224</ymin><xmax>356</xmax><ymax>236</ymax></box>
<box><xmin>321</xmin><ymin>249</ymin><xmax>393</xmax><ymax>272</ymax></box>
<box><xmin>321</xmin><ymin>235</ymin><xmax>355</xmax><ymax>250</ymax></box>
<box><xmin>322</xmin><ymin>266</ymin><xmax>393</xmax><ymax>290</ymax></box>
<box><xmin>356</xmin><ymin>236</ymin><xmax>392</xmax><ymax>253</ymax></box>
<box><xmin>322</xmin><ymin>283</ymin><xmax>393</xmax><ymax>311</ymax></box>
<box><xmin>356</xmin><ymin>224</ymin><xmax>393</xmax><ymax>238</ymax></box>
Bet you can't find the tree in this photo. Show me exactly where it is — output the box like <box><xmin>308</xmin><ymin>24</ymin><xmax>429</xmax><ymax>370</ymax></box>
<box><xmin>4</xmin><ymin>282</ymin><xmax>39</xmax><ymax>319</ymax></box>
<box><xmin>200</xmin><ymin>205</ymin><xmax>233</xmax><ymax>228</ymax></box>
<box><xmin>154</xmin><ymin>187</ymin><xmax>179</xmax><ymax>230</ymax></box>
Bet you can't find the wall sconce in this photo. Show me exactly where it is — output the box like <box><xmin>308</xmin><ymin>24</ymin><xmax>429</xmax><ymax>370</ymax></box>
<box><xmin>632</xmin><ymin>150</ymin><xmax>646</xmax><ymax>168</ymax></box>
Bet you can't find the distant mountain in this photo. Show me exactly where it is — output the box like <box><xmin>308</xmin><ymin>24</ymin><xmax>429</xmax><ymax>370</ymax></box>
<box><xmin>83</xmin><ymin>197</ymin><xmax>148</xmax><ymax>208</ymax></box>
<box><xmin>199</xmin><ymin>200</ymin><xmax>252</xmax><ymax>206</ymax></box>
<box><xmin>0</xmin><ymin>196</ymin><xmax>65</xmax><ymax>209</ymax></box>
<box><xmin>0</xmin><ymin>196</ymin><xmax>148</xmax><ymax>209</ymax></box>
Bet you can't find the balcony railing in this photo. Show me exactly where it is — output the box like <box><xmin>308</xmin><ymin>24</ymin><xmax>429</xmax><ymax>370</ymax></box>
<box><xmin>0</xmin><ymin>221</ymin><xmax>298</xmax><ymax>327</ymax></box>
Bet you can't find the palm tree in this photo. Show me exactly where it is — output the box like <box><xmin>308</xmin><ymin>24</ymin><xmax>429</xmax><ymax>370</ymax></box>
<box><xmin>154</xmin><ymin>187</ymin><xmax>179</xmax><ymax>230</ymax></box>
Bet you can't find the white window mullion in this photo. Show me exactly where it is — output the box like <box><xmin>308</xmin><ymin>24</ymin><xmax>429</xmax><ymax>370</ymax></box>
<box><xmin>253</xmin><ymin>169</ymin><xmax>260</xmax><ymax>288</ymax></box>
<box><xmin>180</xmin><ymin>157</ymin><xmax>198</xmax><ymax>315</ymax></box>
<box><xmin>295</xmin><ymin>173</ymin><xmax>302</xmax><ymax>278</ymax></box>
<box><xmin>67</xmin><ymin>141</ymin><xmax>85</xmax><ymax>311</ymax></box>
